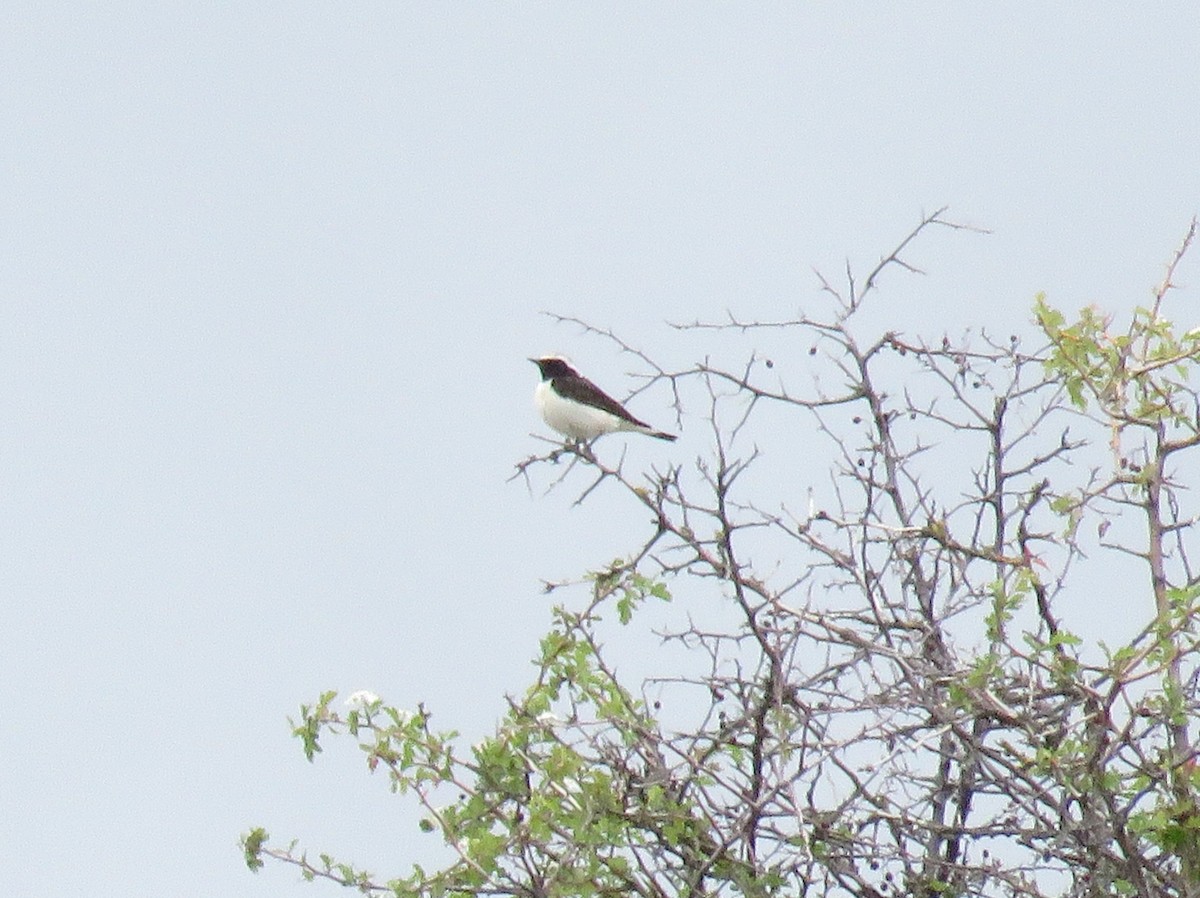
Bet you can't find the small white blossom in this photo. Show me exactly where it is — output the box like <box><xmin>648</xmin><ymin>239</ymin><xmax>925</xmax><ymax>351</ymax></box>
<box><xmin>344</xmin><ymin>690</ymin><xmax>381</xmax><ymax>710</ymax></box>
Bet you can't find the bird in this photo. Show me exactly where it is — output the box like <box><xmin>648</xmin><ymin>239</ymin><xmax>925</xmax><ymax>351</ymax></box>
<box><xmin>530</xmin><ymin>355</ymin><xmax>677</xmax><ymax>442</ymax></box>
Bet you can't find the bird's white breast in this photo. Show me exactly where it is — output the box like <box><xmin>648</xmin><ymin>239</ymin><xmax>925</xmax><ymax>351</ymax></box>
<box><xmin>535</xmin><ymin>380</ymin><xmax>622</xmax><ymax>440</ymax></box>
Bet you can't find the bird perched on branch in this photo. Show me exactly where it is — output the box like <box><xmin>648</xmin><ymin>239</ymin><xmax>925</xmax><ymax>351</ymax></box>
<box><xmin>530</xmin><ymin>355</ymin><xmax>677</xmax><ymax>443</ymax></box>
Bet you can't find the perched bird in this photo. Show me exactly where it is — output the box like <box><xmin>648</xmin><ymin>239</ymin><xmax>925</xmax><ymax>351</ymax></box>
<box><xmin>530</xmin><ymin>355</ymin><xmax>677</xmax><ymax>442</ymax></box>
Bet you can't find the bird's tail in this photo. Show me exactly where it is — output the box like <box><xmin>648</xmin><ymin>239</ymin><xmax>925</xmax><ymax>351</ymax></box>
<box><xmin>648</xmin><ymin>429</ymin><xmax>678</xmax><ymax>442</ymax></box>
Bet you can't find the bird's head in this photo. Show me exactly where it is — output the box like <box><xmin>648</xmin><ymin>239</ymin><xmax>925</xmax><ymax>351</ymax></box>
<box><xmin>529</xmin><ymin>355</ymin><xmax>578</xmax><ymax>380</ymax></box>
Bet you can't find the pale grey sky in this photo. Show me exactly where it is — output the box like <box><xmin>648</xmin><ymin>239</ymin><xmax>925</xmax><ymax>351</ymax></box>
<box><xmin>2</xmin><ymin>5</ymin><xmax>1199</xmax><ymax>897</ymax></box>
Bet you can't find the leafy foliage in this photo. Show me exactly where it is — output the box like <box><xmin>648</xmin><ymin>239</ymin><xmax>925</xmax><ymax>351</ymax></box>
<box><xmin>244</xmin><ymin>214</ymin><xmax>1200</xmax><ymax>898</ymax></box>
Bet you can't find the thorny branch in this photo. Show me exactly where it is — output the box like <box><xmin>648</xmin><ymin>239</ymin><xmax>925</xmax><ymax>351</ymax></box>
<box><xmin>255</xmin><ymin>215</ymin><xmax>1200</xmax><ymax>898</ymax></box>
<box><xmin>510</xmin><ymin>215</ymin><xmax>1200</xmax><ymax>898</ymax></box>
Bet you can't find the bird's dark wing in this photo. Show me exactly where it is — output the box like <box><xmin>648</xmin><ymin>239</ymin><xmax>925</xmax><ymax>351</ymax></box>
<box><xmin>552</xmin><ymin>375</ymin><xmax>652</xmax><ymax>428</ymax></box>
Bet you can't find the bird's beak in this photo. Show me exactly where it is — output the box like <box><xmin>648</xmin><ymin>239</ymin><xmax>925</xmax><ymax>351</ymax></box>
<box><xmin>527</xmin><ymin>357</ymin><xmax>540</xmax><ymax>365</ymax></box>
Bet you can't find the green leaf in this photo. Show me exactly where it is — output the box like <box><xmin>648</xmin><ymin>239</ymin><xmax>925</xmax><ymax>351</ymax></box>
<box><xmin>241</xmin><ymin>827</ymin><xmax>268</xmax><ymax>871</ymax></box>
